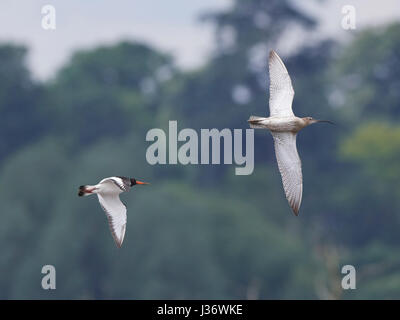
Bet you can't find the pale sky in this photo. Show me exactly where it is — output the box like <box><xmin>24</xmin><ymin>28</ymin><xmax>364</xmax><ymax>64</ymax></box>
<box><xmin>0</xmin><ymin>0</ymin><xmax>399</xmax><ymax>80</ymax></box>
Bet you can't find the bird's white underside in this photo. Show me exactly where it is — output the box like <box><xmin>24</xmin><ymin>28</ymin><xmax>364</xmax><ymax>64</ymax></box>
<box><xmin>95</xmin><ymin>177</ymin><xmax>128</xmax><ymax>247</ymax></box>
<box><xmin>268</xmin><ymin>51</ymin><xmax>302</xmax><ymax>214</ymax></box>
<box><xmin>271</xmin><ymin>132</ymin><xmax>302</xmax><ymax>214</ymax></box>
<box><xmin>269</xmin><ymin>50</ymin><xmax>295</xmax><ymax>118</ymax></box>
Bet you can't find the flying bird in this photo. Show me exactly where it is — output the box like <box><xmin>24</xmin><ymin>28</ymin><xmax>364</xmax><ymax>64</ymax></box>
<box><xmin>78</xmin><ymin>176</ymin><xmax>149</xmax><ymax>247</ymax></box>
<box><xmin>248</xmin><ymin>50</ymin><xmax>333</xmax><ymax>215</ymax></box>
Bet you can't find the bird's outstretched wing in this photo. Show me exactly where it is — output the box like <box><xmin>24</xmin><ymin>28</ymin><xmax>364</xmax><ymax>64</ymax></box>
<box><xmin>97</xmin><ymin>193</ymin><xmax>127</xmax><ymax>248</ymax></box>
<box><xmin>271</xmin><ymin>131</ymin><xmax>303</xmax><ymax>215</ymax></box>
<box><xmin>268</xmin><ymin>50</ymin><xmax>295</xmax><ymax>117</ymax></box>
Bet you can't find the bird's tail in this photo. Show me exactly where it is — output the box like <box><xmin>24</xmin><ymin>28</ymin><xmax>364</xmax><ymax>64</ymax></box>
<box><xmin>248</xmin><ymin>116</ymin><xmax>267</xmax><ymax>129</ymax></box>
<box><xmin>78</xmin><ymin>185</ymin><xmax>95</xmax><ymax>197</ymax></box>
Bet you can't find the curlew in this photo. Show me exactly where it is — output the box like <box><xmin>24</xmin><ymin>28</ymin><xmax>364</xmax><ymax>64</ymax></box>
<box><xmin>248</xmin><ymin>50</ymin><xmax>333</xmax><ymax>215</ymax></box>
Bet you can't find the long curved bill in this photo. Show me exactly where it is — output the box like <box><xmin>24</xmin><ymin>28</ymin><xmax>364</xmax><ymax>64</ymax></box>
<box><xmin>316</xmin><ymin>120</ymin><xmax>335</xmax><ymax>125</ymax></box>
<box><xmin>136</xmin><ymin>180</ymin><xmax>150</xmax><ymax>185</ymax></box>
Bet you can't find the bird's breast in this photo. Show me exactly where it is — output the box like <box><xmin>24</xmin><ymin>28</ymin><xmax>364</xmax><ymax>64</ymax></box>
<box><xmin>265</xmin><ymin>117</ymin><xmax>304</xmax><ymax>132</ymax></box>
<box><xmin>97</xmin><ymin>183</ymin><xmax>124</xmax><ymax>195</ymax></box>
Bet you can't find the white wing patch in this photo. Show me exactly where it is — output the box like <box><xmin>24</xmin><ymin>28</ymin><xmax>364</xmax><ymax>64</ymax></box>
<box><xmin>271</xmin><ymin>131</ymin><xmax>303</xmax><ymax>215</ymax></box>
<box><xmin>268</xmin><ymin>50</ymin><xmax>295</xmax><ymax>117</ymax></box>
<box><xmin>97</xmin><ymin>193</ymin><xmax>127</xmax><ymax>248</ymax></box>
<box><xmin>99</xmin><ymin>177</ymin><xmax>128</xmax><ymax>192</ymax></box>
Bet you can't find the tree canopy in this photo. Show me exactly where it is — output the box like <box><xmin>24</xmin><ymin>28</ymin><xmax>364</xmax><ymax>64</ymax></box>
<box><xmin>0</xmin><ymin>0</ymin><xmax>399</xmax><ymax>299</ymax></box>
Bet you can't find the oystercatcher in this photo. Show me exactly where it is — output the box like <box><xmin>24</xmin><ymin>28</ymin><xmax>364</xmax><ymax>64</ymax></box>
<box><xmin>78</xmin><ymin>176</ymin><xmax>149</xmax><ymax>247</ymax></box>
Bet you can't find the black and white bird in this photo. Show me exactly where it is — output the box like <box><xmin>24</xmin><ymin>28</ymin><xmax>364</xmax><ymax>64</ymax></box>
<box><xmin>78</xmin><ymin>176</ymin><xmax>149</xmax><ymax>248</ymax></box>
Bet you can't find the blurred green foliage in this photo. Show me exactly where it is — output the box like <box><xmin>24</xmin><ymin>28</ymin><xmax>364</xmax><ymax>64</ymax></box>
<box><xmin>0</xmin><ymin>0</ymin><xmax>400</xmax><ymax>299</ymax></box>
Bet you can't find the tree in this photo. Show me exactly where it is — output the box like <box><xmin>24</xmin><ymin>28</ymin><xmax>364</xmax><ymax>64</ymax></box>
<box><xmin>46</xmin><ymin>42</ymin><xmax>175</xmax><ymax>147</ymax></box>
<box><xmin>0</xmin><ymin>44</ymin><xmax>46</xmax><ymax>161</ymax></box>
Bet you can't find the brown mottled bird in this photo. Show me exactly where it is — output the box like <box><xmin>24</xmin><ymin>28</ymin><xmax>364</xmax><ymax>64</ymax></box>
<box><xmin>248</xmin><ymin>50</ymin><xmax>333</xmax><ymax>215</ymax></box>
<box><xmin>78</xmin><ymin>176</ymin><xmax>149</xmax><ymax>247</ymax></box>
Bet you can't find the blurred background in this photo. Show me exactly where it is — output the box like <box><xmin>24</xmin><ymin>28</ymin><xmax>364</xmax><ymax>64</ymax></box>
<box><xmin>0</xmin><ymin>0</ymin><xmax>399</xmax><ymax>299</ymax></box>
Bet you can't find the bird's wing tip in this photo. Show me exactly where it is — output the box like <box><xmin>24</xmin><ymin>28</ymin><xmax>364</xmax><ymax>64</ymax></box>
<box><xmin>114</xmin><ymin>237</ymin><xmax>123</xmax><ymax>248</ymax></box>
<box><xmin>290</xmin><ymin>202</ymin><xmax>300</xmax><ymax>216</ymax></box>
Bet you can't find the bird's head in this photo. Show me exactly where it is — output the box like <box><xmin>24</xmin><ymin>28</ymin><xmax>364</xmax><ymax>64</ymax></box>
<box><xmin>302</xmin><ymin>116</ymin><xmax>334</xmax><ymax>126</ymax></box>
<box><xmin>130</xmin><ymin>178</ymin><xmax>150</xmax><ymax>186</ymax></box>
